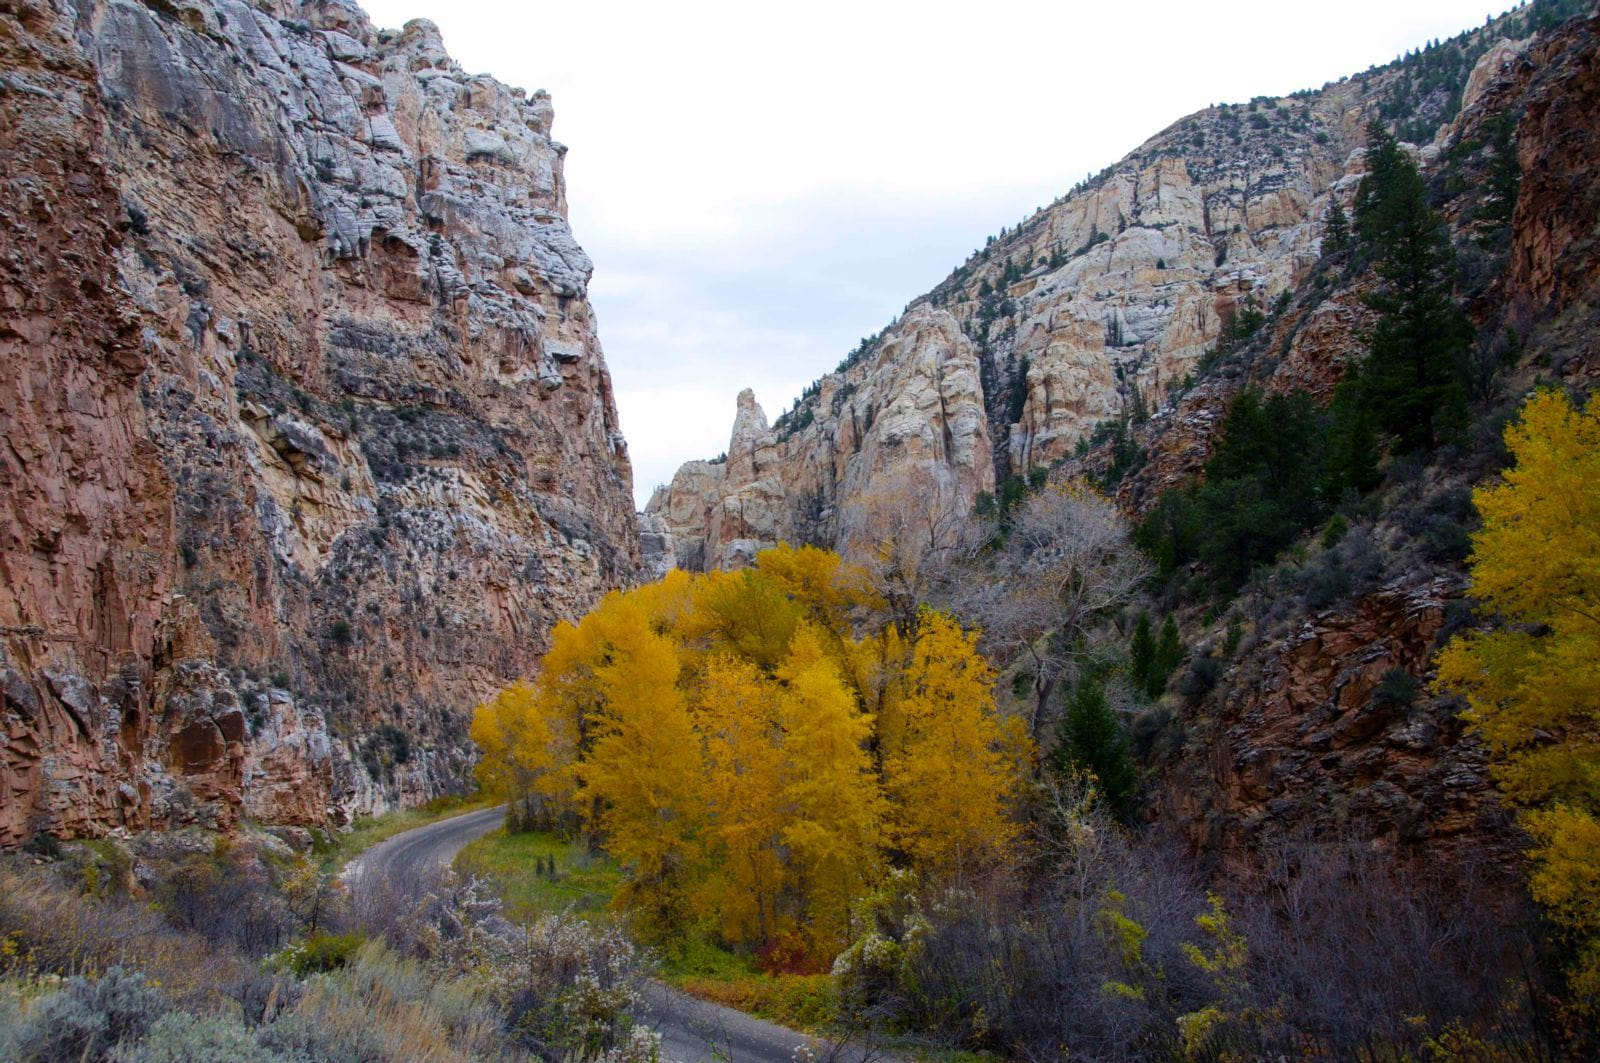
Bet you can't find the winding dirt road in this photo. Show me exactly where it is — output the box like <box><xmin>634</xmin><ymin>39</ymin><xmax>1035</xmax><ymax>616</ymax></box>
<box><xmin>345</xmin><ymin>806</ymin><xmax>890</xmax><ymax>1062</ymax></box>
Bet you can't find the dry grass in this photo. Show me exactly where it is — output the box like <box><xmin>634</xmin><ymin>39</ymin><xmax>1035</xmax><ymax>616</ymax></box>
<box><xmin>0</xmin><ymin>859</ymin><xmax>270</xmax><ymax>1014</ymax></box>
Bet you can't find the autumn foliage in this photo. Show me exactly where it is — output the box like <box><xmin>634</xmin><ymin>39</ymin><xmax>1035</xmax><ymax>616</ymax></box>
<box><xmin>1437</xmin><ymin>387</ymin><xmax>1600</xmax><ymax>1014</ymax></box>
<box><xmin>472</xmin><ymin>545</ymin><xmax>1030</xmax><ymax>964</ymax></box>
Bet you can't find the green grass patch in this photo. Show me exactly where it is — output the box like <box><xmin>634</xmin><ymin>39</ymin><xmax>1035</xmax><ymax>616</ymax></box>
<box><xmin>452</xmin><ymin>827</ymin><xmax>623</xmax><ymax>921</ymax></box>
<box><xmin>675</xmin><ymin>971</ymin><xmax>838</xmax><ymax>1033</ymax></box>
<box><xmin>315</xmin><ymin>792</ymin><xmax>491</xmax><ymax>872</ymax></box>
<box><xmin>656</xmin><ymin>937</ymin><xmax>843</xmax><ymax>1033</ymax></box>
<box><xmin>452</xmin><ymin>830</ymin><xmax>876</xmax><ymax>1039</ymax></box>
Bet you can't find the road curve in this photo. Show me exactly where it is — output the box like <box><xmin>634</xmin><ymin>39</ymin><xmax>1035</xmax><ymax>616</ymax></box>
<box><xmin>341</xmin><ymin>805</ymin><xmax>890</xmax><ymax>1062</ymax></box>
<box><xmin>341</xmin><ymin>804</ymin><xmax>507</xmax><ymax>884</ymax></box>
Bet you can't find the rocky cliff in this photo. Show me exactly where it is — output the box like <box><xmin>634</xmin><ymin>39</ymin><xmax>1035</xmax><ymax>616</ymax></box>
<box><xmin>649</xmin><ymin>307</ymin><xmax>993</xmax><ymax>570</ymax></box>
<box><xmin>650</xmin><ymin>3</ymin><xmax>1585</xmax><ymax>570</ymax></box>
<box><xmin>1147</xmin><ymin>5</ymin><xmax>1600</xmax><ymax>873</ymax></box>
<box><xmin>0</xmin><ymin>0</ymin><xmax>638</xmax><ymax>845</ymax></box>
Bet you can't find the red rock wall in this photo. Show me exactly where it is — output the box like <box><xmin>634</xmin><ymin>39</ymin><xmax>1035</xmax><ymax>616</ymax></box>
<box><xmin>0</xmin><ymin>0</ymin><xmax>639</xmax><ymax>844</ymax></box>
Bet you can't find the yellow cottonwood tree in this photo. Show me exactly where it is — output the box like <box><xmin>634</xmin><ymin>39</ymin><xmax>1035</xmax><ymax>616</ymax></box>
<box><xmin>470</xmin><ymin>681</ymin><xmax>575</xmax><ymax>827</ymax></box>
<box><xmin>756</xmin><ymin>542</ymin><xmax>881</xmax><ymax>639</ymax></box>
<box><xmin>1436</xmin><ymin>387</ymin><xmax>1600</xmax><ymax>1007</ymax></box>
<box><xmin>694</xmin><ymin>654</ymin><xmax>788</xmax><ymax>943</ymax></box>
<box><xmin>578</xmin><ymin>599</ymin><xmax>711</xmax><ymax>939</ymax></box>
<box><xmin>884</xmin><ymin>610</ymin><xmax>1021</xmax><ymax>875</ymax></box>
<box><xmin>777</xmin><ymin>625</ymin><xmax>886</xmax><ymax>959</ymax></box>
<box><xmin>685</xmin><ymin>568</ymin><xmax>802</xmax><ymax>672</ymax></box>
<box><xmin>473</xmin><ymin>544</ymin><xmax>1031</xmax><ymax>962</ymax></box>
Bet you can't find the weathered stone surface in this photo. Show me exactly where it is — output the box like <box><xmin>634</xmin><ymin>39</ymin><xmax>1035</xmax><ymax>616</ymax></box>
<box><xmin>1159</xmin><ymin>581</ymin><xmax>1519</xmax><ymax>873</ymax></box>
<box><xmin>647</xmin><ymin>306</ymin><xmax>994</xmax><ymax>567</ymax></box>
<box><xmin>1</xmin><ymin>0</ymin><xmax>637</xmax><ymax>844</ymax></box>
<box><xmin>657</xmin><ymin>41</ymin><xmax>1420</xmax><ymax>566</ymax></box>
<box><xmin>643</xmin><ymin>302</ymin><xmax>992</xmax><ymax>569</ymax></box>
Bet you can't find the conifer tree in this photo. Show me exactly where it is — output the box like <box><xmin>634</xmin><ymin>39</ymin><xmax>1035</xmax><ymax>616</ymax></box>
<box><xmin>1323</xmin><ymin>197</ymin><xmax>1351</xmax><ymax>255</ymax></box>
<box><xmin>1053</xmin><ymin>673</ymin><xmax>1138</xmax><ymax>818</ymax></box>
<box><xmin>1354</xmin><ymin>119</ymin><xmax>1472</xmax><ymax>451</ymax></box>
<box><xmin>1322</xmin><ymin>379</ymin><xmax>1382</xmax><ymax>501</ymax></box>
<box><xmin>1480</xmin><ymin>107</ymin><xmax>1521</xmax><ymax>231</ymax></box>
<box><xmin>1153</xmin><ymin>616</ymin><xmax>1183</xmax><ymax>698</ymax></box>
<box><xmin>1128</xmin><ymin>614</ymin><xmax>1155</xmax><ymax>695</ymax></box>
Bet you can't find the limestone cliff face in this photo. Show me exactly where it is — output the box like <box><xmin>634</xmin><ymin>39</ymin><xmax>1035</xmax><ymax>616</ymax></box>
<box><xmin>0</xmin><ymin>0</ymin><xmax>637</xmax><ymax>844</ymax></box>
<box><xmin>649</xmin><ymin>306</ymin><xmax>993</xmax><ymax>569</ymax></box>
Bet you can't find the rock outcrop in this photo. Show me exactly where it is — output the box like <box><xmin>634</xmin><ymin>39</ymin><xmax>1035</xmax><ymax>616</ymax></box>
<box><xmin>1</xmin><ymin>0</ymin><xmax>637</xmax><ymax>844</ymax></box>
<box><xmin>1160</xmin><ymin>581</ymin><xmax>1520</xmax><ymax>875</ymax></box>
<box><xmin>649</xmin><ymin>306</ymin><xmax>993</xmax><ymax>569</ymax></box>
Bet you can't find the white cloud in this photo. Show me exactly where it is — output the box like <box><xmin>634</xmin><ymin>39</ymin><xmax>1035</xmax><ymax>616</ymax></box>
<box><xmin>360</xmin><ymin>0</ymin><xmax>1518</xmax><ymax>506</ymax></box>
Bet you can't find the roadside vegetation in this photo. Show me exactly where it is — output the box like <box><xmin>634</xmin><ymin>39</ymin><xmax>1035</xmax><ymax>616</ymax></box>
<box><xmin>1</xmin><ymin>814</ymin><xmax>658</xmax><ymax>1060</ymax></box>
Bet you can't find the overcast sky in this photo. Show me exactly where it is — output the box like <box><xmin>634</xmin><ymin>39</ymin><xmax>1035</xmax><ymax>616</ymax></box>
<box><xmin>361</xmin><ymin>0</ymin><xmax>1518</xmax><ymax>507</ymax></box>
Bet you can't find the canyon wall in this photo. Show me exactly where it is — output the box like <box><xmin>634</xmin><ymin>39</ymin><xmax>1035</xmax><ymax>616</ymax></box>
<box><xmin>649</xmin><ymin>307</ymin><xmax>994</xmax><ymax>570</ymax></box>
<box><xmin>0</xmin><ymin>0</ymin><xmax>638</xmax><ymax>844</ymax></box>
<box><xmin>649</xmin><ymin>8</ymin><xmax>1579</xmax><ymax>570</ymax></box>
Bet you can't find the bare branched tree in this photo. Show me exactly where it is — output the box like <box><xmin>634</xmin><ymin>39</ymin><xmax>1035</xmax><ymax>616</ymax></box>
<box><xmin>841</xmin><ymin>461</ymin><xmax>977</xmax><ymax>633</ymax></box>
<box><xmin>954</xmin><ymin>482</ymin><xmax>1149</xmax><ymax>741</ymax></box>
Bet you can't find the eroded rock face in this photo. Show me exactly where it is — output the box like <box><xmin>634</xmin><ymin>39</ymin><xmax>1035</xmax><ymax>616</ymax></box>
<box><xmin>646</xmin><ymin>307</ymin><xmax>994</xmax><ymax>567</ymax></box>
<box><xmin>1159</xmin><ymin>581</ymin><xmax>1520</xmax><ymax>875</ymax></box>
<box><xmin>1</xmin><ymin>0</ymin><xmax>637</xmax><ymax>844</ymax></box>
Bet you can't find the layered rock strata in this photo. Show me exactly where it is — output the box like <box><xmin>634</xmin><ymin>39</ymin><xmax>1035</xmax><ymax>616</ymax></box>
<box><xmin>1</xmin><ymin>0</ymin><xmax>637</xmax><ymax>844</ymax></box>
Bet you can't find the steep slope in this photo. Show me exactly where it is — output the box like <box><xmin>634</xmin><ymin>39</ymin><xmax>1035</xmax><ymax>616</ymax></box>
<box><xmin>650</xmin><ymin>1</ymin><xmax>1583</xmax><ymax>570</ymax></box>
<box><xmin>648</xmin><ymin>0</ymin><xmax>1600</xmax><ymax>881</ymax></box>
<box><xmin>0</xmin><ymin>0</ymin><xmax>638</xmax><ymax>844</ymax></box>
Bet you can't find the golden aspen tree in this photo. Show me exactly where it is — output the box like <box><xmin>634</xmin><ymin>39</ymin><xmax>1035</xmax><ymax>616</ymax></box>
<box><xmin>685</xmin><ymin>568</ymin><xmax>802</xmax><ymax>672</ymax></box>
<box><xmin>848</xmin><ymin>624</ymin><xmax>910</xmax><ymax>763</ymax></box>
<box><xmin>694</xmin><ymin>655</ymin><xmax>788</xmax><ymax>944</ymax></box>
<box><xmin>1436</xmin><ymin>387</ymin><xmax>1600</xmax><ymax>1008</ymax></box>
<box><xmin>756</xmin><ymin>542</ymin><xmax>881</xmax><ymax>638</ymax></box>
<box><xmin>473</xmin><ymin>545</ymin><xmax>1033</xmax><ymax>962</ymax></box>
<box><xmin>469</xmin><ymin>681</ymin><xmax>575</xmax><ymax>826</ymax></box>
<box><xmin>578</xmin><ymin>600</ymin><xmax>711</xmax><ymax>939</ymax></box>
<box><xmin>884</xmin><ymin>610</ymin><xmax>1025</xmax><ymax>876</ymax></box>
<box><xmin>776</xmin><ymin>625</ymin><xmax>886</xmax><ymax>960</ymax></box>
<box><xmin>630</xmin><ymin>566</ymin><xmax>696</xmax><ymax>634</ymax></box>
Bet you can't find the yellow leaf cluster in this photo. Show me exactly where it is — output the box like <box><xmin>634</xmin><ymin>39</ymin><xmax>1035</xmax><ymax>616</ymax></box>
<box><xmin>1435</xmin><ymin>387</ymin><xmax>1600</xmax><ymax>1008</ymax></box>
<box><xmin>470</xmin><ymin>544</ymin><xmax>1032</xmax><ymax>963</ymax></box>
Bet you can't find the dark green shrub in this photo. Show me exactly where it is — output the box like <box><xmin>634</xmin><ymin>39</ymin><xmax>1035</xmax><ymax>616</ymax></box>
<box><xmin>1052</xmin><ymin>675</ymin><xmax>1138</xmax><ymax>819</ymax></box>
<box><xmin>283</xmin><ymin>931</ymin><xmax>365</xmax><ymax>976</ymax></box>
<box><xmin>1372</xmin><ymin>667</ymin><xmax>1420</xmax><ymax>712</ymax></box>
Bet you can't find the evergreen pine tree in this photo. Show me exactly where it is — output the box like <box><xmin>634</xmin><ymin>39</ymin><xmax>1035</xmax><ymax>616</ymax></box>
<box><xmin>1128</xmin><ymin>614</ymin><xmax>1155</xmax><ymax>694</ymax></box>
<box><xmin>1481</xmin><ymin>107</ymin><xmax>1521</xmax><ymax>231</ymax></box>
<box><xmin>1323</xmin><ymin>378</ymin><xmax>1382</xmax><ymax>500</ymax></box>
<box><xmin>1053</xmin><ymin>673</ymin><xmax>1138</xmax><ymax>818</ymax></box>
<box><xmin>1354</xmin><ymin>120</ymin><xmax>1472</xmax><ymax>452</ymax></box>
<box><xmin>1153</xmin><ymin>616</ymin><xmax>1183</xmax><ymax>698</ymax></box>
<box><xmin>1323</xmin><ymin>197</ymin><xmax>1351</xmax><ymax>255</ymax></box>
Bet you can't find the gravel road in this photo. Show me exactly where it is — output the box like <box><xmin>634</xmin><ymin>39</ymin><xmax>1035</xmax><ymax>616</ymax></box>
<box><xmin>342</xmin><ymin>806</ymin><xmax>892</xmax><ymax>1062</ymax></box>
